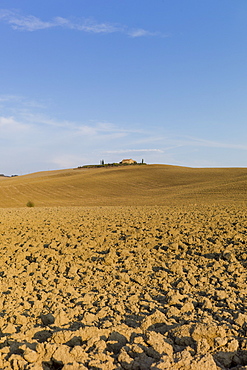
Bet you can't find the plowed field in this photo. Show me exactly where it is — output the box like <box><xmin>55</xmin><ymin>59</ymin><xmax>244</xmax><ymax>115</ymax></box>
<box><xmin>0</xmin><ymin>166</ymin><xmax>247</xmax><ymax>369</ymax></box>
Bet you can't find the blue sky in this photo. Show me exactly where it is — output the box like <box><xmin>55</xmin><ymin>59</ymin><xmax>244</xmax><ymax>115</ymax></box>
<box><xmin>1</xmin><ymin>0</ymin><xmax>247</xmax><ymax>175</ymax></box>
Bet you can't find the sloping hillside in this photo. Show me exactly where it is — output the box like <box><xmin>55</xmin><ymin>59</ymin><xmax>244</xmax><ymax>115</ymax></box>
<box><xmin>0</xmin><ymin>164</ymin><xmax>247</xmax><ymax>207</ymax></box>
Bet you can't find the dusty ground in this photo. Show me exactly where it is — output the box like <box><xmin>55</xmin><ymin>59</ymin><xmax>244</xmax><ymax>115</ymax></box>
<box><xmin>0</xmin><ymin>205</ymin><xmax>246</xmax><ymax>369</ymax></box>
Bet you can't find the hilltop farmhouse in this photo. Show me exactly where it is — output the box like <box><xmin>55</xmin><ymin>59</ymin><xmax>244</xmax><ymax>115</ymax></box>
<box><xmin>77</xmin><ymin>158</ymin><xmax>144</xmax><ymax>169</ymax></box>
<box><xmin>120</xmin><ymin>159</ymin><xmax>137</xmax><ymax>165</ymax></box>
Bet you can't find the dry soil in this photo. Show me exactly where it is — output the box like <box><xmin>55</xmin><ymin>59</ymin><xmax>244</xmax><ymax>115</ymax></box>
<box><xmin>0</xmin><ymin>204</ymin><xmax>247</xmax><ymax>369</ymax></box>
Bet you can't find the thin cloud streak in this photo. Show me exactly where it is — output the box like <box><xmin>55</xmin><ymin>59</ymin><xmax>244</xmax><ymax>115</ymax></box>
<box><xmin>0</xmin><ymin>94</ymin><xmax>23</xmax><ymax>102</ymax></box>
<box><xmin>20</xmin><ymin>113</ymin><xmax>140</xmax><ymax>137</ymax></box>
<box><xmin>0</xmin><ymin>109</ymin><xmax>141</xmax><ymax>143</ymax></box>
<box><xmin>0</xmin><ymin>95</ymin><xmax>47</xmax><ymax>112</ymax></box>
<box><xmin>105</xmin><ymin>149</ymin><xmax>164</xmax><ymax>154</ymax></box>
<box><xmin>1</xmin><ymin>94</ymin><xmax>246</xmax><ymax>172</ymax></box>
<box><xmin>52</xmin><ymin>154</ymin><xmax>86</xmax><ymax>169</ymax></box>
<box><xmin>1</xmin><ymin>101</ymin><xmax>246</xmax><ymax>153</ymax></box>
<box><xmin>0</xmin><ymin>10</ymin><xmax>53</xmax><ymax>31</ymax></box>
<box><xmin>127</xmin><ymin>29</ymin><xmax>163</xmax><ymax>38</ymax></box>
<box><xmin>182</xmin><ymin>136</ymin><xmax>247</xmax><ymax>151</ymax></box>
<box><xmin>62</xmin><ymin>17</ymin><xmax>122</xmax><ymax>34</ymax></box>
<box><xmin>0</xmin><ymin>9</ymin><xmax>163</xmax><ymax>37</ymax></box>
<box><xmin>0</xmin><ymin>116</ymin><xmax>29</xmax><ymax>130</ymax></box>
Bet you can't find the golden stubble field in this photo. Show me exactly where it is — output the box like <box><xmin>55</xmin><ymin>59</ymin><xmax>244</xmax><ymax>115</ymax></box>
<box><xmin>0</xmin><ymin>164</ymin><xmax>247</xmax><ymax>207</ymax></box>
<box><xmin>0</xmin><ymin>165</ymin><xmax>247</xmax><ymax>369</ymax></box>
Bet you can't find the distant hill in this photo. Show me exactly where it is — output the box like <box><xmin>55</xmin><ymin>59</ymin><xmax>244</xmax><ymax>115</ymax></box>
<box><xmin>0</xmin><ymin>174</ymin><xmax>18</xmax><ymax>178</ymax></box>
<box><xmin>0</xmin><ymin>164</ymin><xmax>246</xmax><ymax>207</ymax></box>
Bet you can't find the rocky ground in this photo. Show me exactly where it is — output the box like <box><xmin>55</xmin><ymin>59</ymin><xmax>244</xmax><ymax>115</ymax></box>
<box><xmin>0</xmin><ymin>205</ymin><xmax>246</xmax><ymax>369</ymax></box>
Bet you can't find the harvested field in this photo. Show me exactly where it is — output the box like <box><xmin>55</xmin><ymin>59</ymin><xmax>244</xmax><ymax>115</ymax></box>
<box><xmin>0</xmin><ymin>204</ymin><xmax>247</xmax><ymax>369</ymax></box>
<box><xmin>0</xmin><ymin>165</ymin><xmax>247</xmax><ymax>207</ymax></box>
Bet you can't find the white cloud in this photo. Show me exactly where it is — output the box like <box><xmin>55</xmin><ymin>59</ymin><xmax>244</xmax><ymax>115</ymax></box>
<box><xmin>11</xmin><ymin>16</ymin><xmax>52</xmax><ymax>31</ymax></box>
<box><xmin>68</xmin><ymin>18</ymin><xmax>122</xmax><ymax>34</ymax></box>
<box><xmin>0</xmin><ymin>9</ymin><xmax>162</xmax><ymax>37</ymax></box>
<box><xmin>0</xmin><ymin>10</ymin><xmax>54</xmax><ymax>31</ymax></box>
